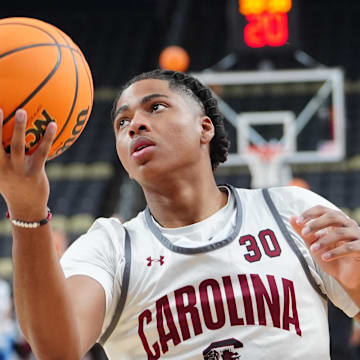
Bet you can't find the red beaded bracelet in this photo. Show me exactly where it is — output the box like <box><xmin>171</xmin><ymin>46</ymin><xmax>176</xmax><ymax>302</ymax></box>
<box><xmin>5</xmin><ymin>208</ymin><xmax>52</xmax><ymax>228</ymax></box>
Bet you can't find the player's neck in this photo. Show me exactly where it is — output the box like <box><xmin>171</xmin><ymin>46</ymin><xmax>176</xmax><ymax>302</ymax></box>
<box><xmin>143</xmin><ymin>175</ymin><xmax>228</xmax><ymax>228</ymax></box>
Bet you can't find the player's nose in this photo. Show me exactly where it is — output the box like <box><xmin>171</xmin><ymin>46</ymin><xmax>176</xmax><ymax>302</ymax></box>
<box><xmin>128</xmin><ymin>112</ymin><xmax>149</xmax><ymax>137</ymax></box>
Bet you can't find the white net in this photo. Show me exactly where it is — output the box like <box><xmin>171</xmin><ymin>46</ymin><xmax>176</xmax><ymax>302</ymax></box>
<box><xmin>244</xmin><ymin>145</ymin><xmax>293</xmax><ymax>188</ymax></box>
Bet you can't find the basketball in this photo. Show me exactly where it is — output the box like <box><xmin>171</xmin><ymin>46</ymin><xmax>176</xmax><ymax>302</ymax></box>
<box><xmin>0</xmin><ymin>17</ymin><xmax>94</xmax><ymax>159</ymax></box>
<box><xmin>159</xmin><ymin>45</ymin><xmax>190</xmax><ymax>72</ymax></box>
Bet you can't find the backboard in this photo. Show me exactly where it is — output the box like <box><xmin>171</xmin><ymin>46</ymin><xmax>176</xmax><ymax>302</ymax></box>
<box><xmin>192</xmin><ymin>68</ymin><xmax>346</xmax><ymax>167</ymax></box>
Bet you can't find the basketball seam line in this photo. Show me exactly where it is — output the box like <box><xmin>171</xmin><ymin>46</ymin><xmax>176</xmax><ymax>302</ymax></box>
<box><xmin>0</xmin><ymin>43</ymin><xmax>82</xmax><ymax>60</ymax></box>
<box><xmin>2</xmin><ymin>21</ymin><xmax>64</xmax><ymax>126</ymax></box>
<box><xmin>52</xmin><ymin>28</ymin><xmax>79</xmax><ymax>145</ymax></box>
<box><xmin>3</xmin><ymin>53</ymin><xmax>62</xmax><ymax>126</ymax></box>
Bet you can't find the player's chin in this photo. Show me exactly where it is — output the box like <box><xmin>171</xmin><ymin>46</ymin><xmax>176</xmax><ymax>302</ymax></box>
<box><xmin>134</xmin><ymin>160</ymin><xmax>171</xmax><ymax>183</ymax></box>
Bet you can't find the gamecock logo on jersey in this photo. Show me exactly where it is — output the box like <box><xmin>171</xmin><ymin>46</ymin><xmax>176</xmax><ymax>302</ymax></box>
<box><xmin>203</xmin><ymin>338</ymin><xmax>243</xmax><ymax>359</ymax></box>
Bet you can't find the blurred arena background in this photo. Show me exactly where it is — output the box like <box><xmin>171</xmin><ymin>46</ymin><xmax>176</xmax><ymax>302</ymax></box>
<box><xmin>1</xmin><ymin>1</ymin><xmax>360</xmax><ymax>357</ymax></box>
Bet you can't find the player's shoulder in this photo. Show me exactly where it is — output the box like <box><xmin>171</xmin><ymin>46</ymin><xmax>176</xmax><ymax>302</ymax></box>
<box><xmin>232</xmin><ymin>184</ymin><xmax>338</xmax><ymax>213</ymax></box>
<box><xmin>61</xmin><ymin>216</ymin><xmax>127</xmax><ymax>269</ymax></box>
<box><xmin>88</xmin><ymin>216</ymin><xmax>126</xmax><ymax>238</ymax></box>
<box><xmin>70</xmin><ymin>216</ymin><xmax>128</xmax><ymax>256</ymax></box>
<box><xmin>268</xmin><ymin>185</ymin><xmax>319</xmax><ymax>202</ymax></box>
<box><xmin>90</xmin><ymin>209</ymin><xmax>149</xmax><ymax>239</ymax></box>
<box><xmin>267</xmin><ymin>185</ymin><xmax>339</xmax><ymax>213</ymax></box>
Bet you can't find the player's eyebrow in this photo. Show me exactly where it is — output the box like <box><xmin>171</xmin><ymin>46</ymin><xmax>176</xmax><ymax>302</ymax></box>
<box><xmin>114</xmin><ymin>93</ymin><xmax>169</xmax><ymax>120</ymax></box>
<box><xmin>140</xmin><ymin>93</ymin><xmax>169</xmax><ymax>105</ymax></box>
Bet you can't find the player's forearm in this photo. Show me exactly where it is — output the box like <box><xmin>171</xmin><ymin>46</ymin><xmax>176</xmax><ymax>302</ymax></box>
<box><xmin>12</xmin><ymin>224</ymin><xmax>82</xmax><ymax>359</ymax></box>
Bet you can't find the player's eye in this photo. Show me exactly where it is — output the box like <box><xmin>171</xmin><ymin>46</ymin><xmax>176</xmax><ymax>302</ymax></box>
<box><xmin>151</xmin><ymin>103</ymin><xmax>167</xmax><ymax>112</ymax></box>
<box><xmin>115</xmin><ymin>118</ymin><xmax>130</xmax><ymax>131</ymax></box>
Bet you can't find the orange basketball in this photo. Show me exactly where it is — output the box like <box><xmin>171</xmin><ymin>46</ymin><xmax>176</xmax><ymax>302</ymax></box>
<box><xmin>0</xmin><ymin>17</ymin><xmax>94</xmax><ymax>159</ymax></box>
<box><xmin>159</xmin><ymin>45</ymin><xmax>190</xmax><ymax>72</ymax></box>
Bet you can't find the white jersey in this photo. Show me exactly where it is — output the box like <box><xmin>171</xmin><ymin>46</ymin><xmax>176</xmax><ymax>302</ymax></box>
<box><xmin>61</xmin><ymin>186</ymin><xmax>359</xmax><ymax>360</ymax></box>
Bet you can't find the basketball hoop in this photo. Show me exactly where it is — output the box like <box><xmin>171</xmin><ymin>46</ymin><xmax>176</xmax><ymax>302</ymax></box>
<box><xmin>244</xmin><ymin>144</ymin><xmax>292</xmax><ymax>189</ymax></box>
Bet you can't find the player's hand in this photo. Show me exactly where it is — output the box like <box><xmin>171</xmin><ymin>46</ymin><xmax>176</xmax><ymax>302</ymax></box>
<box><xmin>290</xmin><ymin>206</ymin><xmax>360</xmax><ymax>290</ymax></box>
<box><xmin>0</xmin><ymin>108</ymin><xmax>57</xmax><ymax>220</ymax></box>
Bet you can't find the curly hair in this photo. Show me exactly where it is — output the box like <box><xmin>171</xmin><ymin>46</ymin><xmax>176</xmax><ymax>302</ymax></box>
<box><xmin>112</xmin><ymin>69</ymin><xmax>230</xmax><ymax>170</ymax></box>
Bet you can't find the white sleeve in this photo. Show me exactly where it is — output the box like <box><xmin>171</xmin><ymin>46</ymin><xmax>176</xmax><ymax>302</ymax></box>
<box><xmin>60</xmin><ymin>217</ymin><xmax>126</xmax><ymax>316</ymax></box>
<box><xmin>269</xmin><ymin>186</ymin><xmax>360</xmax><ymax>318</ymax></box>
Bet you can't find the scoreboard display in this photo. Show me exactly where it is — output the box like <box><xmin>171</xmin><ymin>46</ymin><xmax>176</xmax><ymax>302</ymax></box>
<box><xmin>241</xmin><ymin>0</ymin><xmax>292</xmax><ymax>48</ymax></box>
<box><xmin>228</xmin><ymin>0</ymin><xmax>299</xmax><ymax>53</ymax></box>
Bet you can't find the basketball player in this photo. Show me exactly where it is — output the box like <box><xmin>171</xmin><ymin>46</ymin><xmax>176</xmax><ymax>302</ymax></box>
<box><xmin>0</xmin><ymin>70</ymin><xmax>360</xmax><ymax>360</ymax></box>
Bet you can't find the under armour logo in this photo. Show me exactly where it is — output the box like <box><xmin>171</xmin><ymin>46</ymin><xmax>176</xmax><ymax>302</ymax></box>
<box><xmin>147</xmin><ymin>256</ymin><xmax>165</xmax><ymax>266</ymax></box>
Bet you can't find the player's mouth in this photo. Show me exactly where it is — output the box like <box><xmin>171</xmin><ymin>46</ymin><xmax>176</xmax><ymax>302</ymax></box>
<box><xmin>130</xmin><ymin>136</ymin><xmax>156</xmax><ymax>160</ymax></box>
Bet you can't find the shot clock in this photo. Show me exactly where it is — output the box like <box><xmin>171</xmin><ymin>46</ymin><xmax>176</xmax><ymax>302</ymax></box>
<box><xmin>227</xmin><ymin>0</ymin><xmax>299</xmax><ymax>54</ymax></box>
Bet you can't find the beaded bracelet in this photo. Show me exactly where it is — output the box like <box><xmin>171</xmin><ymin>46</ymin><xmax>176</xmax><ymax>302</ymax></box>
<box><xmin>5</xmin><ymin>208</ymin><xmax>52</xmax><ymax>229</ymax></box>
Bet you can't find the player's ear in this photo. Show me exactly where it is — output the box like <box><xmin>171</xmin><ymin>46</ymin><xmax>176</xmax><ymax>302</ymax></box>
<box><xmin>200</xmin><ymin>116</ymin><xmax>214</xmax><ymax>144</ymax></box>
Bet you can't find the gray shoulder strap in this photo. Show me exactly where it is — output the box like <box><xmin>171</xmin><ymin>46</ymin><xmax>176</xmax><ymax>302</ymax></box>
<box><xmin>262</xmin><ymin>188</ymin><xmax>327</xmax><ymax>300</ymax></box>
<box><xmin>99</xmin><ymin>227</ymin><xmax>132</xmax><ymax>345</ymax></box>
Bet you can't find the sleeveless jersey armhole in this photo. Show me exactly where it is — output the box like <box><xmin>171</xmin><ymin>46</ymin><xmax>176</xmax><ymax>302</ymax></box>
<box><xmin>262</xmin><ymin>188</ymin><xmax>327</xmax><ymax>300</ymax></box>
<box><xmin>99</xmin><ymin>227</ymin><xmax>132</xmax><ymax>345</ymax></box>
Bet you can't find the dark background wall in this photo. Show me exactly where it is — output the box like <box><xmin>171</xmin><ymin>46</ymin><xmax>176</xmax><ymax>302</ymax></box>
<box><xmin>1</xmin><ymin>3</ymin><xmax>360</xmax><ymax>359</ymax></box>
<box><xmin>1</xmin><ymin>1</ymin><xmax>360</xmax><ymax>252</ymax></box>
